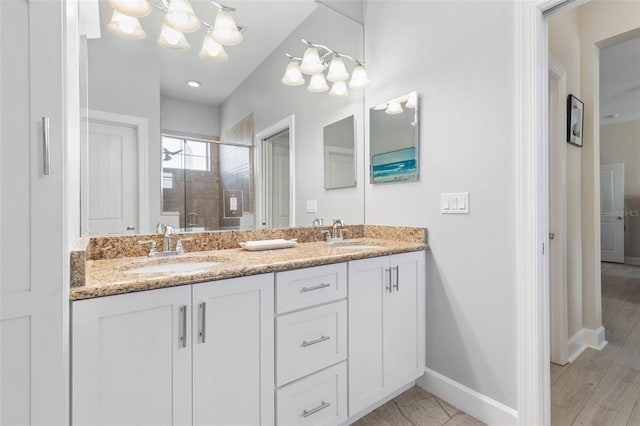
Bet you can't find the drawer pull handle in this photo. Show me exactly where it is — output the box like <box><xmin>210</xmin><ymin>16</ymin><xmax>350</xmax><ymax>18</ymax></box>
<box><xmin>302</xmin><ymin>335</ymin><xmax>330</xmax><ymax>347</ymax></box>
<box><xmin>179</xmin><ymin>305</ymin><xmax>187</xmax><ymax>348</ymax></box>
<box><xmin>301</xmin><ymin>283</ymin><xmax>331</xmax><ymax>292</ymax></box>
<box><xmin>302</xmin><ymin>401</ymin><xmax>331</xmax><ymax>418</ymax></box>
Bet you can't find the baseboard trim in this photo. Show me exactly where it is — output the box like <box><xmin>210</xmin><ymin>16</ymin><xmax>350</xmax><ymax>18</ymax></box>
<box><xmin>568</xmin><ymin>326</ymin><xmax>607</xmax><ymax>363</ymax></box>
<box><xmin>417</xmin><ymin>368</ymin><xmax>518</xmax><ymax>425</ymax></box>
<box><xmin>624</xmin><ymin>257</ymin><xmax>640</xmax><ymax>266</ymax></box>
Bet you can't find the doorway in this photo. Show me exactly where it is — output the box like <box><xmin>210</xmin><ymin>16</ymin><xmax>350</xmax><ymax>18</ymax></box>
<box><xmin>255</xmin><ymin>116</ymin><xmax>296</xmax><ymax>229</ymax></box>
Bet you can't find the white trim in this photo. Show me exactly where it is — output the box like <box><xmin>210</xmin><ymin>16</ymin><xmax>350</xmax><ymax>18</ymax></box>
<box><xmin>624</xmin><ymin>257</ymin><xmax>640</xmax><ymax>266</ymax></box>
<box><xmin>254</xmin><ymin>115</ymin><xmax>295</xmax><ymax>228</ymax></box>
<box><xmin>417</xmin><ymin>368</ymin><xmax>518</xmax><ymax>426</ymax></box>
<box><xmin>567</xmin><ymin>327</ymin><xmax>608</xmax><ymax>363</ymax></box>
<box><xmin>82</xmin><ymin>109</ymin><xmax>150</xmax><ymax>235</ymax></box>
<box><xmin>548</xmin><ymin>55</ymin><xmax>569</xmax><ymax>366</ymax></box>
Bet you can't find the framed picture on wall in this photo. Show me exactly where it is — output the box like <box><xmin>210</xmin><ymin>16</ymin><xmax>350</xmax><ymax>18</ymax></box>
<box><xmin>567</xmin><ymin>94</ymin><xmax>584</xmax><ymax>147</ymax></box>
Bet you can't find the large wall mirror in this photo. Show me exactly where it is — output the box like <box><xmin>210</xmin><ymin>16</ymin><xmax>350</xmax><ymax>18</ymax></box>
<box><xmin>369</xmin><ymin>92</ymin><xmax>419</xmax><ymax>184</ymax></box>
<box><xmin>80</xmin><ymin>0</ymin><xmax>365</xmax><ymax>235</ymax></box>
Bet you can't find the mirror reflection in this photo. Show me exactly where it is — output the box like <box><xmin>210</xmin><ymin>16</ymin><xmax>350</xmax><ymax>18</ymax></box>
<box><xmin>369</xmin><ymin>92</ymin><xmax>419</xmax><ymax>184</ymax></box>
<box><xmin>81</xmin><ymin>0</ymin><xmax>365</xmax><ymax>235</ymax></box>
<box><xmin>324</xmin><ymin>115</ymin><xmax>356</xmax><ymax>190</ymax></box>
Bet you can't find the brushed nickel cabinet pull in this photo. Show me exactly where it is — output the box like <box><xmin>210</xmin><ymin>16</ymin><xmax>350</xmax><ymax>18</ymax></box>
<box><xmin>179</xmin><ymin>305</ymin><xmax>187</xmax><ymax>348</ymax></box>
<box><xmin>393</xmin><ymin>266</ymin><xmax>399</xmax><ymax>291</ymax></box>
<box><xmin>302</xmin><ymin>401</ymin><xmax>331</xmax><ymax>418</ymax></box>
<box><xmin>42</xmin><ymin>117</ymin><xmax>51</xmax><ymax>175</ymax></box>
<box><xmin>302</xmin><ymin>335</ymin><xmax>330</xmax><ymax>347</ymax></box>
<box><xmin>199</xmin><ymin>302</ymin><xmax>206</xmax><ymax>343</ymax></box>
<box><xmin>386</xmin><ymin>268</ymin><xmax>392</xmax><ymax>293</ymax></box>
<box><xmin>301</xmin><ymin>283</ymin><xmax>331</xmax><ymax>292</ymax></box>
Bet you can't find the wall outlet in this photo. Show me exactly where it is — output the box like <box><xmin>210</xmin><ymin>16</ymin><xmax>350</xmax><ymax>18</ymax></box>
<box><xmin>306</xmin><ymin>200</ymin><xmax>318</xmax><ymax>213</ymax></box>
<box><xmin>441</xmin><ymin>192</ymin><xmax>469</xmax><ymax>214</ymax></box>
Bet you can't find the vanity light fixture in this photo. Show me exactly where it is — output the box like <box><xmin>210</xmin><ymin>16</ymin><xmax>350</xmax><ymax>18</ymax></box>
<box><xmin>106</xmin><ymin>0</ymin><xmax>243</xmax><ymax>62</ymax></box>
<box><xmin>375</xmin><ymin>92</ymin><xmax>418</xmax><ymax>114</ymax></box>
<box><xmin>187</xmin><ymin>80</ymin><xmax>201</xmax><ymax>88</ymax></box>
<box><xmin>283</xmin><ymin>39</ymin><xmax>369</xmax><ymax>98</ymax></box>
<box><xmin>385</xmin><ymin>101</ymin><xmax>403</xmax><ymax>115</ymax></box>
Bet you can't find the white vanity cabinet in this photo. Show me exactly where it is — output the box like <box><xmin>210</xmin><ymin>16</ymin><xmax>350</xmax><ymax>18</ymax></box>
<box><xmin>348</xmin><ymin>251</ymin><xmax>426</xmax><ymax>416</ymax></box>
<box><xmin>72</xmin><ymin>274</ymin><xmax>274</xmax><ymax>426</ymax></box>
<box><xmin>72</xmin><ymin>286</ymin><xmax>193</xmax><ymax>426</ymax></box>
<box><xmin>192</xmin><ymin>274</ymin><xmax>274</xmax><ymax>426</ymax></box>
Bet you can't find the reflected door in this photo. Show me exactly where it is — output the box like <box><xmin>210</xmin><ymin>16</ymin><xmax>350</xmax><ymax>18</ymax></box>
<box><xmin>262</xmin><ymin>130</ymin><xmax>290</xmax><ymax>228</ymax></box>
<box><xmin>600</xmin><ymin>163</ymin><xmax>625</xmax><ymax>263</ymax></box>
<box><xmin>87</xmin><ymin>121</ymin><xmax>139</xmax><ymax>235</ymax></box>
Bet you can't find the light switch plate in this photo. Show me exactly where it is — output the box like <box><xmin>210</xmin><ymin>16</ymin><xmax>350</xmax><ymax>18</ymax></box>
<box><xmin>441</xmin><ymin>192</ymin><xmax>469</xmax><ymax>214</ymax></box>
<box><xmin>306</xmin><ymin>200</ymin><xmax>318</xmax><ymax>213</ymax></box>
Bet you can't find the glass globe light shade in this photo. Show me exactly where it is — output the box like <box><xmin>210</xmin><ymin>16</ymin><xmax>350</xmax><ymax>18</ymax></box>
<box><xmin>157</xmin><ymin>23</ymin><xmax>190</xmax><ymax>50</ymax></box>
<box><xmin>300</xmin><ymin>47</ymin><xmax>325</xmax><ymax>75</ymax></box>
<box><xmin>385</xmin><ymin>101</ymin><xmax>403</xmax><ymax>114</ymax></box>
<box><xmin>405</xmin><ymin>92</ymin><xmax>418</xmax><ymax>108</ymax></box>
<box><xmin>164</xmin><ymin>0</ymin><xmax>200</xmax><ymax>33</ymax></box>
<box><xmin>307</xmin><ymin>73</ymin><xmax>329</xmax><ymax>93</ymax></box>
<box><xmin>107</xmin><ymin>10</ymin><xmax>146</xmax><ymax>39</ymax></box>
<box><xmin>326</xmin><ymin>56</ymin><xmax>349</xmax><ymax>82</ymax></box>
<box><xmin>349</xmin><ymin>64</ymin><xmax>370</xmax><ymax>89</ymax></box>
<box><xmin>281</xmin><ymin>61</ymin><xmax>305</xmax><ymax>86</ymax></box>
<box><xmin>199</xmin><ymin>32</ymin><xmax>228</xmax><ymax>61</ymax></box>
<box><xmin>211</xmin><ymin>9</ymin><xmax>243</xmax><ymax>46</ymax></box>
<box><xmin>329</xmin><ymin>81</ymin><xmax>349</xmax><ymax>98</ymax></box>
<box><xmin>108</xmin><ymin>0</ymin><xmax>151</xmax><ymax>17</ymax></box>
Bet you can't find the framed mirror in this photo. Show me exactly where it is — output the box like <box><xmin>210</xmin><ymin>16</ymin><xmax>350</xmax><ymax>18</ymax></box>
<box><xmin>369</xmin><ymin>92</ymin><xmax>419</xmax><ymax>184</ymax></box>
<box><xmin>80</xmin><ymin>0</ymin><xmax>365</xmax><ymax>235</ymax></box>
<box><xmin>324</xmin><ymin>115</ymin><xmax>356</xmax><ymax>190</ymax></box>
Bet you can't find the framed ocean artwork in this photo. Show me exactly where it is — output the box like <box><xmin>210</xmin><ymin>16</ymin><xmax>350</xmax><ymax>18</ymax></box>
<box><xmin>371</xmin><ymin>147</ymin><xmax>418</xmax><ymax>184</ymax></box>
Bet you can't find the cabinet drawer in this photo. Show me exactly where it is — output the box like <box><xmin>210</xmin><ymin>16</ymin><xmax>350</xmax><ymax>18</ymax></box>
<box><xmin>276</xmin><ymin>263</ymin><xmax>347</xmax><ymax>314</ymax></box>
<box><xmin>276</xmin><ymin>300</ymin><xmax>347</xmax><ymax>386</ymax></box>
<box><xmin>276</xmin><ymin>362</ymin><xmax>347</xmax><ymax>426</ymax></box>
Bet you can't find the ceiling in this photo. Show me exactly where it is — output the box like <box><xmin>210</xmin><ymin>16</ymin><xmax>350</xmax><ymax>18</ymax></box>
<box><xmin>96</xmin><ymin>0</ymin><xmax>318</xmax><ymax>106</ymax></box>
<box><xmin>600</xmin><ymin>36</ymin><xmax>640</xmax><ymax>125</ymax></box>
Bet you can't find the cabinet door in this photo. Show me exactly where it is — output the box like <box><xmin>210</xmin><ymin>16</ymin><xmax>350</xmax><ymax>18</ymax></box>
<box><xmin>384</xmin><ymin>251</ymin><xmax>426</xmax><ymax>390</ymax></box>
<box><xmin>1</xmin><ymin>0</ymin><xmax>67</xmax><ymax>424</ymax></box>
<box><xmin>72</xmin><ymin>286</ymin><xmax>192</xmax><ymax>426</ymax></box>
<box><xmin>192</xmin><ymin>274</ymin><xmax>275</xmax><ymax>426</ymax></box>
<box><xmin>347</xmin><ymin>256</ymin><xmax>388</xmax><ymax>416</ymax></box>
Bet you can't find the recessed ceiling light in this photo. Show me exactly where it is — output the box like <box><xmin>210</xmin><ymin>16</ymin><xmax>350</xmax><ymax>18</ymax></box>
<box><xmin>187</xmin><ymin>80</ymin><xmax>201</xmax><ymax>88</ymax></box>
<box><xmin>603</xmin><ymin>113</ymin><xmax>620</xmax><ymax>119</ymax></box>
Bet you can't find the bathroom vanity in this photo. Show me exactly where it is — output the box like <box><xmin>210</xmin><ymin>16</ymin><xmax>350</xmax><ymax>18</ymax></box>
<box><xmin>70</xmin><ymin>226</ymin><xmax>427</xmax><ymax>425</ymax></box>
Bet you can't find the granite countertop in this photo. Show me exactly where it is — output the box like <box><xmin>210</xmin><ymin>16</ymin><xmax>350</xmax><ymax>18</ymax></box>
<box><xmin>70</xmin><ymin>238</ymin><xmax>427</xmax><ymax>301</ymax></box>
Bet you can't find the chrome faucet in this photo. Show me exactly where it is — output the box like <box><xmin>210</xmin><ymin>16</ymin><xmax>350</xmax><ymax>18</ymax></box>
<box><xmin>322</xmin><ymin>219</ymin><xmax>345</xmax><ymax>243</ymax></box>
<box><xmin>163</xmin><ymin>224</ymin><xmax>175</xmax><ymax>252</ymax></box>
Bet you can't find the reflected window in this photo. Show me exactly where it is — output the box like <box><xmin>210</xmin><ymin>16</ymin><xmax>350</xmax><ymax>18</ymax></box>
<box><xmin>162</xmin><ymin>135</ymin><xmax>210</xmax><ymax>171</ymax></box>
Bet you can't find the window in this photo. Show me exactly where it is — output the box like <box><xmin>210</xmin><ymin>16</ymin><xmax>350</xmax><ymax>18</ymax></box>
<box><xmin>162</xmin><ymin>135</ymin><xmax>211</xmax><ymax>171</ymax></box>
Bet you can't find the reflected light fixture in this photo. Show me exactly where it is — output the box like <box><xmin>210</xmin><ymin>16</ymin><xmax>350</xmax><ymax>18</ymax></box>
<box><xmin>212</xmin><ymin>9</ymin><xmax>243</xmax><ymax>46</ymax></box>
<box><xmin>281</xmin><ymin>60</ymin><xmax>305</xmax><ymax>86</ymax></box>
<box><xmin>199</xmin><ymin>31</ymin><xmax>228</xmax><ymax>61</ymax></box>
<box><xmin>284</xmin><ymin>39</ymin><xmax>368</xmax><ymax>98</ymax></box>
<box><xmin>385</xmin><ymin>101</ymin><xmax>403</xmax><ymax>114</ymax></box>
<box><xmin>308</xmin><ymin>73</ymin><xmax>329</xmax><ymax>93</ymax></box>
<box><xmin>164</xmin><ymin>0</ymin><xmax>200</xmax><ymax>33</ymax></box>
<box><xmin>405</xmin><ymin>92</ymin><xmax>418</xmax><ymax>109</ymax></box>
<box><xmin>108</xmin><ymin>10</ymin><xmax>146</xmax><ymax>39</ymax></box>
<box><xmin>157</xmin><ymin>23</ymin><xmax>190</xmax><ymax>50</ymax></box>
<box><xmin>106</xmin><ymin>0</ymin><xmax>243</xmax><ymax>62</ymax></box>
<box><xmin>187</xmin><ymin>80</ymin><xmax>201</xmax><ymax>88</ymax></box>
<box><xmin>108</xmin><ymin>0</ymin><xmax>151</xmax><ymax>17</ymax></box>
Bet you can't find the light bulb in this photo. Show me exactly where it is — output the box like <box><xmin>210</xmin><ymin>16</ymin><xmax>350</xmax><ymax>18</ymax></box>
<box><xmin>108</xmin><ymin>0</ymin><xmax>151</xmax><ymax>17</ymax></box>
<box><xmin>329</xmin><ymin>81</ymin><xmax>349</xmax><ymax>98</ymax></box>
<box><xmin>385</xmin><ymin>101</ymin><xmax>403</xmax><ymax>114</ymax></box>
<box><xmin>164</xmin><ymin>0</ymin><xmax>200</xmax><ymax>33</ymax></box>
<box><xmin>212</xmin><ymin>9</ymin><xmax>243</xmax><ymax>46</ymax></box>
<box><xmin>199</xmin><ymin>31</ymin><xmax>228</xmax><ymax>61</ymax></box>
<box><xmin>108</xmin><ymin>10</ymin><xmax>146</xmax><ymax>39</ymax></box>
<box><xmin>300</xmin><ymin>47</ymin><xmax>325</xmax><ymax>75</ymax></box>
<box><xmin>281</xmin><ymin>61</ymin><xmax>305</xmax><ymax>86</ymax></box>
<box><xmin>349</xmin><ymin>64</ymin><xmax>370</xmax><ymax>89</ymax></box>
<box><xmin>307</xmin><ymin>73</ymin><xmax>329</xmax><ymax>93</ymax></box>
<box><xmin>326</xmin><ymin>56</ymin><xmax>349</xmax><ymax>82</ymax></box>
<box><xmin>405</xmin><ymin>92</ymin><xmax>418</xmax><ymax>108</ymax></box>
<box><xmin>157</xmin><ymin>23</ymin><xmax>190</xmax><ymax>50</ymax></box>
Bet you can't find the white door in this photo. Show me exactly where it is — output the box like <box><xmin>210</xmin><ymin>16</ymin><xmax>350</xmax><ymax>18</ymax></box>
<box><xmin>269</xmin><ymin>143</ymin><xmax>290</xmax><ymax>228</ymax></box>
<box><xmin>348</xmin><ymin>256</ymin><xmax>387</xmax><ymax>415</ymax></box>
<box><xmin>192</xmin><ymin>275</ymin><xmax>274</xmax><ymax>426</ymax></box>
<box><xmin>600</xmin><ymin>163</ymin><xmax>625</xmax><ymax>263</ymax></box>
<box><xmin>87</xmin><ymin>120</ymin><xmax>139</xmax><ymax>235</ymax></box>
<box><xmin>1</xmin><ymin>0</ymin><xmax>67</xmax><ymax>424</ymax></box>
<box><xmin>324</xmin><ymin>147</ymin><xmax>355</xmax><ymax>188</ymax></box>
<box><xmin>384</xmin><ymin>252</ymin><xmax>426</xmax><ymax>390</ymax></box>
<box><xmin>72</xmin><ymin>286</ymin><xmax>192</xmax><ymax>426</ymax></box>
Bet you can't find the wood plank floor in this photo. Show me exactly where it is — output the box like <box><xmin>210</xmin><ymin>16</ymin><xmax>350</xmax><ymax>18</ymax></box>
<box><xmin>551</xmin><ymin>262</ymin><xmax>640</xmax><ymax>426</ymax></box>
<box><xmin>353</xmin><ymin>386</ymin><xmax>484</xmax><ymax>426</ymax></box>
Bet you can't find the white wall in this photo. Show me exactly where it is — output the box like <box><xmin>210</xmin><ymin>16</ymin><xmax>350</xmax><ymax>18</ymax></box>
<box><xmin>160</xmin><ymin>95</ymin><xmax>220</xmax><ymax>138</ymax></box>
<box><xmin>219</xmin><ymin>5</ymin><xmax>365</xmax><ymax>226</ymax></box>
<box><xmin>364</xmin><ymin>1</ymin><xmax>517</xmax><ymax>409</ymax></box>
<box><xmin>549</xmin><ymin>8</ymin><xmax>583</xmax><ymax>339</ymax></box>
<box><xmin>601</xmin><ymin>119</ymin><xmax>640</xmax><ymax>258</ymax></box>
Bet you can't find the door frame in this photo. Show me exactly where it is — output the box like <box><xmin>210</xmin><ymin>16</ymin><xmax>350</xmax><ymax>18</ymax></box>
<box><xmin>548</xmin><ymin>55</ymin><xmax>569</xmax><ymax>366</ymax></box>
<box><xmin>81</xmin><ymin>109</ymin><xmax>149</xmax><ymax>235</ymax></box>
<box><xmin>254</xmin><ymin>115</ymin><xmax>295</xmax><ymax>228</ymax></box>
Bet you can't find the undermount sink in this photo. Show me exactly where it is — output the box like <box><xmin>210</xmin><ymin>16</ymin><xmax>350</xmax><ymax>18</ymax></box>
<box><xmin>125</xmin><ymin>261</ymin><xmax>221</xmax><ymax>275</ymax></box>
